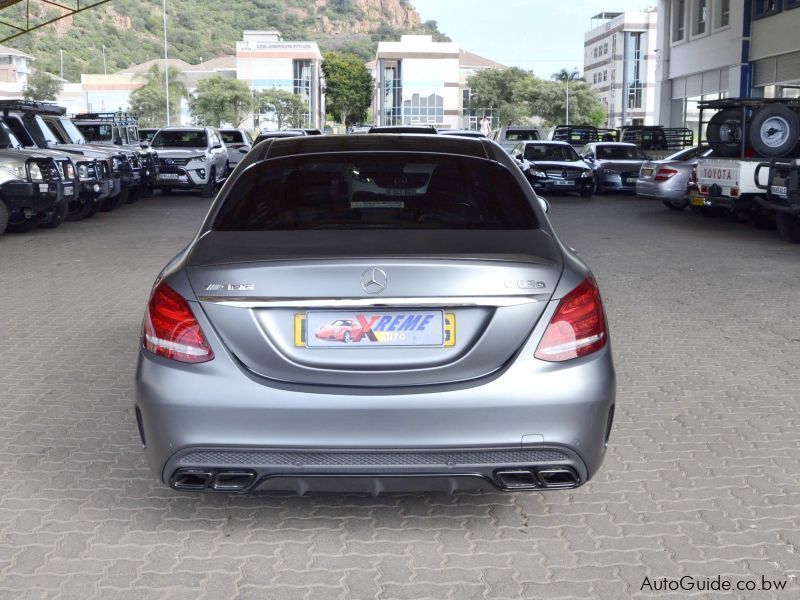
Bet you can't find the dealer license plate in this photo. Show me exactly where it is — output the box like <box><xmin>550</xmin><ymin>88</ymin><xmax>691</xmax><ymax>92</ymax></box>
<box><xmin>295</xmin><ymin>311</ymin><xmax>456</xmax><ymax>348</ymax></box>
<box><xmin>690</xmin><ymin>196</ymin><xmax>705</xmax><ymax>207</ymax></box>
<box><xmin>770</xmin><ymin>185</ymin><xmax>788</xmax><ymax>198</ymax></box>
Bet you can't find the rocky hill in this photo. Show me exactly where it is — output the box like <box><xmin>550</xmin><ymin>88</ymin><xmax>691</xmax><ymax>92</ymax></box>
<box><xmin>6</xmin><ymin>0</ymin><xmax>446</xmax><ymax>81</ymax></box>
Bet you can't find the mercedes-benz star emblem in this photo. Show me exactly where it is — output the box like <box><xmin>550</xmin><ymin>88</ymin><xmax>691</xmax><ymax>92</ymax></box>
<box><xmin>361</xmin><ymin>268</ymin><xmax>387</xmax><ymax>294</ymax></box>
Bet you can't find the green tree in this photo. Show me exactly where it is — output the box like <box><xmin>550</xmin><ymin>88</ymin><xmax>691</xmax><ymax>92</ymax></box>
<box><xmin>23</xmin><ymin>71</ymin><xmax>63</xmax><ymax>101</ymax></box>
<box><xmin>188</xmin><ymin>76</ymin><xmax>253</xmax><ymax>127</ymax></box>
<box><xmin>551</xmin><ymin>68</ymin><xmax>583</xmax><ymax>83</ymax></box>
<box><xmin>466</xmin><ymin>67</ymin><xmax>533</xmax><ymax>127</ymax></box>
<box><xmin>254</xmin><ymin>88</ymin><xmax>307</xmax><ymax>130</ymax></box>
<box><xmin>321</xmin><ymin>51</ymin><xmax>373</xmax><ymax>126</ymax></box>
<box><xmin>516</xmin><ymin>77</ymin><xmax>605</xmax><ymax>127</ymax></box>
<box><xmin>129</xmin><ymin>64</ymin><xmax>187</xmax><ymax>127</ymax></box>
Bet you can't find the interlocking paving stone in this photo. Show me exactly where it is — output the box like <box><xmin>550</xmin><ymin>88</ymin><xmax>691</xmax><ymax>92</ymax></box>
<box><xmin>1</xmin><ymin>193</ymin><xmax>799</xmax><ymax>598</ymax></box>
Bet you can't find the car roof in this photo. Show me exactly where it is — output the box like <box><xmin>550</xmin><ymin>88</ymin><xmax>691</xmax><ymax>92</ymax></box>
<box><xmin>519</xmin><ymin>140</ymin><xmax>570</xmax><ymax>146</ymax></box>
<box><xmin>158</xmin><ymin>126</ymin><xmax>209</xmax><ymax>132</ymax></box>
<box><xmin>250</xmin><ymin>134</ymin><xmax>493</xmax><ymax>161</ymax></box>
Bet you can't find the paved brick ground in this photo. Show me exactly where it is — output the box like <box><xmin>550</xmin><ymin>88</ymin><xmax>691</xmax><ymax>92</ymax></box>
<box><xmin>0</xmin><ymin>193</ymin><xmax>798</xmax><ymax>599</ymax></box>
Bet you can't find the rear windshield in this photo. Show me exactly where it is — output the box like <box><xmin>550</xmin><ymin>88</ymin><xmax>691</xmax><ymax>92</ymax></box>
<box><xmin>77</xmin><ymin>124</ymin><xmax>114</xmax><ymax>142</ymax></box>
<box><xmin>595</xmin><ymin>145</ymin><xmax>647</xmax><ymax>160</ymax></box>
<box><xmin>221</xmin><ymin>130</ymin><xmax>244</xmax><ymax>144</ymax></box>
<box><xmin>524</xmin><ymin>144</ymin><xmax>580</xmax><ymax>162</ymax></box>
<box><xmin>504</xmin><ymin>130</ymin><xmax>540</xmax><ymax>141</ymax></box>
<box><xmin>151</xmin><ymin>130</ymin><xmax>208</xmax><ymax>148</ymax></box>
<box><xmin>213</xmin><ymin>153</ymin><xmax>539</xmax><ymax>231</ymax></box>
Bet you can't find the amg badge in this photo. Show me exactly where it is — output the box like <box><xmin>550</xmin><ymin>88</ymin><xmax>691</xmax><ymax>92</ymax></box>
<box><xmin>205</xmin><ymin>283</ymin><xmax>255</xmax><ymax>291</ymax></box>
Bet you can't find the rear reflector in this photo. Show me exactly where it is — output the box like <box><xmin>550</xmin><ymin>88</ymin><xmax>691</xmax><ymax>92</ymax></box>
<box><xmin>142</xmin><ymin>280</ymin><xmax>214</xmax><ymax>363</ymax></box>
<box><xmin>655</xmin><ymin>168</ymin><xmax>678</xmax><ymax>181</ymax></box>
<box><xmin>534</xmin><ymin>277</ymin><xmax>608</xmax><ymax>362</ymax></box>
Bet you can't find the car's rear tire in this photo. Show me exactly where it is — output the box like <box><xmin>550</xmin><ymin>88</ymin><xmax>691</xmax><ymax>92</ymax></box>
<box><xmin>775</xmin><ymin>212</ymin><xmax>800</xmax><ymax>243</ymax></box>
<box><xmin>749</xmin><ymin>104</ymin><xmax>800</xmax><ymax>158</ymax></box>
<box><xmin>201</xmin><ymin>168</ymin><xmax>216</xmax><ymax>198</ymax></box>
<box><xmin>662</xmin><ymin>198</ymin><xmax>688</xmax><ymax>210</ymax></box>
<box><xmin>707</xmin><ymin>109</ymin><xmax>746</xmax><ymax>157</ymax></box>
<box><xmin>38</xmin><ymin>202</ymin><xmax>68</xmax><ymax>229</ymax></box>
<box><xmin>0</xmin><ymin>200</ymin><xmax>8</xmax><ymax>234</ymax></box>
<box><xmin>5</xmin><ymin>211</ymin><xmax>41</xmax><ymax>233</ymax></box>
<box><xmin>747</xmin><ymin>206</ymin><xmax>777</xmax><ymax>230</ymax></box>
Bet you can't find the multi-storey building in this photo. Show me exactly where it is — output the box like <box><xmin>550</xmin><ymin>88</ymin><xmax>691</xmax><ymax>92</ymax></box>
<box><xmin>655</xmin><ymin>1</ymin><xmax>800</xmax><ymax>138</ymax></box>
<box><xmin>584</xmin><ymin>10</ymin><xmax>658</xmax><ymax>127</ymax></box>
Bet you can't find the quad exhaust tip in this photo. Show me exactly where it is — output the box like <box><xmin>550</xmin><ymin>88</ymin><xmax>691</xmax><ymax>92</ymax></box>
<box><xmin>494</xmin><ymin>466</ymin><xmax>580</xmax><ymax>490</ymax></box>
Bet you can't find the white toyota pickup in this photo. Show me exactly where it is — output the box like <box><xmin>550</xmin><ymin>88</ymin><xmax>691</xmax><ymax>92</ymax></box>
<box><xmin>695</xmin><ymin>158</ymin><xmax>770</xmax><ymax>206</ymax></box>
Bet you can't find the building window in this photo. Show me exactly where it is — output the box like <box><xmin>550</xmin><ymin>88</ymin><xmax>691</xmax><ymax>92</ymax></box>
<box><xmin>604</xmin><ymin>43</ymin><xmax>609</xmax><ymax>54</ymax></box>
<box><xmin>593</xmin><ymin>48</ymin><xmax>598</xmax><ymax>58</ymax></box>
<box><xmin>603</xmin><ymin>70</ymin><xmax>608</xmax><ymax>82</ymax></box>
<box><xmin>719</xmin><ymin>0</ymin><xmax>730</xmax><ymax>26</ymax></box>
<box><xmin>753</xmin><ymin>0</ymin><xmax>781</xmax><ymax>18</ymax></box>
<box><xmin>625</xmin><ymin>31</ymin><xmax>644</xmax><ymax>110</ymax></box>
<box><xmin>694</xmin><ymin>0</ymin><xmax>708</xmax><ymax>35</ymax></box>
<box><xmin>674</xmin><ymin>0</ymin><xmax>686</xmax><ymax>41</ymax></box>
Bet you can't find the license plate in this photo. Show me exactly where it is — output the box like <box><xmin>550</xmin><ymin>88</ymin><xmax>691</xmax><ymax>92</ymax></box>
<box><xmin>159</xmin><ymin>173</ymin><xmax>179</xmax><ymax>180</ymax></box>
<box><xmin>295</xmin><ymin>311</ymin><xmax>456</xmax><ymax>348</ymax></box>
<box><xmin>553</xmin><ymin>180</ymin><xmax>574</xmax><ymax>186</ymax></box>
<box><xmin>625</xmin><ymin>177</ymin><xmax>638</xmax><ymax>184</ymax></box>
<box><xmin>641</xmin><ymin>168</ymin><xmax>653</xmax><ymax>177</ymax></box>
<box><xmin>63</xmin><ymin>185</ymin><xmax>74</xmax><ymax>197</ymax></box>
<box><xmin>690</xmin><ymin>196</ymin><xmax>705</xmax><ymax>207</ymax></box>
<box><xmin>770</xmin><ymin>185</ymin><xmax>788</xmax><ymax>198</ymax></box>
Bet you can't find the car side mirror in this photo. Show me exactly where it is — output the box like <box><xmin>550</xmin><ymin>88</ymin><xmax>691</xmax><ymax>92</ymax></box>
<box><xmin>140</xmin><ymin>142</ymin><xmax>149</xmax><ymax>148</ymax></box>
<box><xmin>538</xmin><ymin>197</ymin><xmax>550</xmax><ymax>213</ymax></box>
<box><xmin>584</xmin><ymin>155</ymin><xmax>594</xmax><ymax>162</ymax></box>
<box><xmin>212</xmin><ymin>143</ymin><xmax>222</xmax><ymax>149</ymax></box>
<box><xmin>238</xmin><ymin>147</ymin><xmax>248</xmax><ymax>154</ymax></box>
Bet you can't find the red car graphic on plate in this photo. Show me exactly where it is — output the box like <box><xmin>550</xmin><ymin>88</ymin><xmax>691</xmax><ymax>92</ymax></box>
<box><xmin>314</xmin><ymin>319</ymin><xmax>363</xmax><ymax>343</ymax></box>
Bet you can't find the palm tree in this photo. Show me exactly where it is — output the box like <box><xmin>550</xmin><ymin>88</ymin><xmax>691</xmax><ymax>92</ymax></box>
<box><xmin>132</xmin><ymin>63</ymin><xmax>188</xmax><ymax>126</ymax></box>
<box><xmin>551</xmin><ymin>68</ymin><xmax>583</xmax><ymax>124</ymax></box>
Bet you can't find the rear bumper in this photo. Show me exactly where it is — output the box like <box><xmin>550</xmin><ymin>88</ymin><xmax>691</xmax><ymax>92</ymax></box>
<box><xmin>636</xmin><ymin>179</ymin><xmax>686</xmax><ymax>201</ymax></box>
<box><xmin>135</xmin><ymin>337</ymin><xmax>616</xmax><ymax>493</ymax></box>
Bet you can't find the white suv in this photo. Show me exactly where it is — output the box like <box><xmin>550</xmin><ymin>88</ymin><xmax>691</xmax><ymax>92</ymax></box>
<box><xmin>149</xmin><ymin>127</ymin><xmax>228</xmax><ymax>197</ymax></box>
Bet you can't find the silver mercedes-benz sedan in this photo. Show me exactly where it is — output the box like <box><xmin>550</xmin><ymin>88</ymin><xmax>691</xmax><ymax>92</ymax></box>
<box><xmin>135</xmin><ymin>134</ymin><xmax>616</xmax><ymax>495</ymax></box>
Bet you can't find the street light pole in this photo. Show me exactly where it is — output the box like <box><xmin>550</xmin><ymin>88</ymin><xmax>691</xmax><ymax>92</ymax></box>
<box><xmin>566</xmin><ymin>81</ymin><xmax>570</xmax><ymax>125</ymax></box>
<box><xmin>162</xmin><ymin>0</ymin><xmax>170</xmax><ymax>125</ymax></box>
<box><xmin>102</xmin><ymin>45</ymin><xmax>107</xmax><ymax>75</ymax></box>
<box><xmin>59</xmin><ymin>49</ymin><xmax>63</xmax><ymax>80</ymax></box>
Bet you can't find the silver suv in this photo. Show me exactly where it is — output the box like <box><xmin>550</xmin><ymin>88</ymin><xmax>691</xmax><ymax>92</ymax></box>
<box><xmin>149</xmin><ymin>127</ymin><xmax>228</xmax><ymax>197</ymax></box>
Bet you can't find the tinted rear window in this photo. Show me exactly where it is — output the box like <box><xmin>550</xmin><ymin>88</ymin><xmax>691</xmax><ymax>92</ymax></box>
<box><xmin>213</xmin><ymin>153</ymin><xmax>538</xmax><ymax>231</ymax></box>
<box><xmin>505</xmin><ymin>130</ymin><xmax>540</xmax><ymax>141</ymax></box>
<box><xmin>221</xmin><ymin>130</ymin><xmax>244</xmax><ymax>144</ymax></box>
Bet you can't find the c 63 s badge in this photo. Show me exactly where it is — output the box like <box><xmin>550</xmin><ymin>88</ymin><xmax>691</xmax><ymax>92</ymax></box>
<box><xmin>505</xmin><ymin>280</ymin><xmax>546</xmax><ymax>289</ymax></box>
<box><xmin>205</xmin><ymin>283</ymin><xmax>255</xmax><ymax>291</ymax></box>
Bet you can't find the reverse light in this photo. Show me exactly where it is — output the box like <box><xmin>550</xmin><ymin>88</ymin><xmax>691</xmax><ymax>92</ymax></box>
<box><xmin>654</xmin><ymin>168</ymin><xmax>678</xmax><ymax>181</ymax></box>
<box><xmin>142</xmin><ymin>280</ymin><xmax>214</xmax><ymax>363</ymax></box>
<box><xmin>534</xmin><ymin>277</ymin><xmax>608</xmax><ymax>362</ymax></box>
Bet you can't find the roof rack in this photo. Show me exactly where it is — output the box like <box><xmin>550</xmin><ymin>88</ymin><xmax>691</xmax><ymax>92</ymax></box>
<box><xmin>72</xmin><ymin>111</ymin><xmax>139</xmax><ymax>123</ymax></box>
<box><xmin>0</xmin><ymin>99</ymin><xmax>66</xmax><ymax>116</ymax></box>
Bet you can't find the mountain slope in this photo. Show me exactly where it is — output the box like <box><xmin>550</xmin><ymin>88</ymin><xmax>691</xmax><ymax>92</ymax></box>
<box><xmin>9</xmin><ymin>0</ymin><xmax>446</xmax><ymax>81</ymax></box>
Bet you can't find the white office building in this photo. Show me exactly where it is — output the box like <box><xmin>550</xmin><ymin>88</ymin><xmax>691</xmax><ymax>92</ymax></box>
<box><xmin>655</xmin><ymin>1</ymin><xmax>800</xmax><ymax>138</ymax></box>
<box><xmin>584</xmin><ymin>10</ymin><xmax>659</xmax><ymax>127</ymax></box>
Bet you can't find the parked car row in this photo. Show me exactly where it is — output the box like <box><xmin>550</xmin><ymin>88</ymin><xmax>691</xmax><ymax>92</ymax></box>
<box><xmin>0</xmin><ymin>101</ymin><xmax>261</xmax><ymax>236</ymax></box>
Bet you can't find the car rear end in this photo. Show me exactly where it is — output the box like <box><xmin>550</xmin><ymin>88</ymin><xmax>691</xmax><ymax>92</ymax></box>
<box><xmin>135</xmin><ymin>136</ymin><xmax>615</xmax><ymax>494</ymax></box>
<box><xmin>636</xmin><ymin>160</ymin><xmax>691</xmax><ymax>201</ymax></box>
<box><xmin>220</xmin><ymin>129</ymin><xmax>251</xmax><ymax>168</ymax></box>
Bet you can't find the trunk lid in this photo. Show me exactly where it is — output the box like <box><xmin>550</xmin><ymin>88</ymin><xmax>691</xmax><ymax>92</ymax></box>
<box><xmin>186</xmin><ymin>230</ymin><xmax>563</xmax><ymax>387</ymax></box>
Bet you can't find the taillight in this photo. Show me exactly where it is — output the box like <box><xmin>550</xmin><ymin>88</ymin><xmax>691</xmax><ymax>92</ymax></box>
<box><xmin>534</xmin><ymin>277</ymin><xmax>608</xmax><ymax>362</ymax></box>
<box><xmin>142</xmin><ymin>280</ymin><xmax>214</xmax><ymax>363</ymax></box>
<box><xmin>654</xmin><ymin>168</ymin><xmax>678</xmax><ymax>181</ymax></box>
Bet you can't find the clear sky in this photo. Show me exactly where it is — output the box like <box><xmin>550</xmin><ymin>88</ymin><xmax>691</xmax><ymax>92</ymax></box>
<box><xmin>410</xmin><ymin>0</ymin><xmax>656</xmax><ymax>77</ymax></box>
